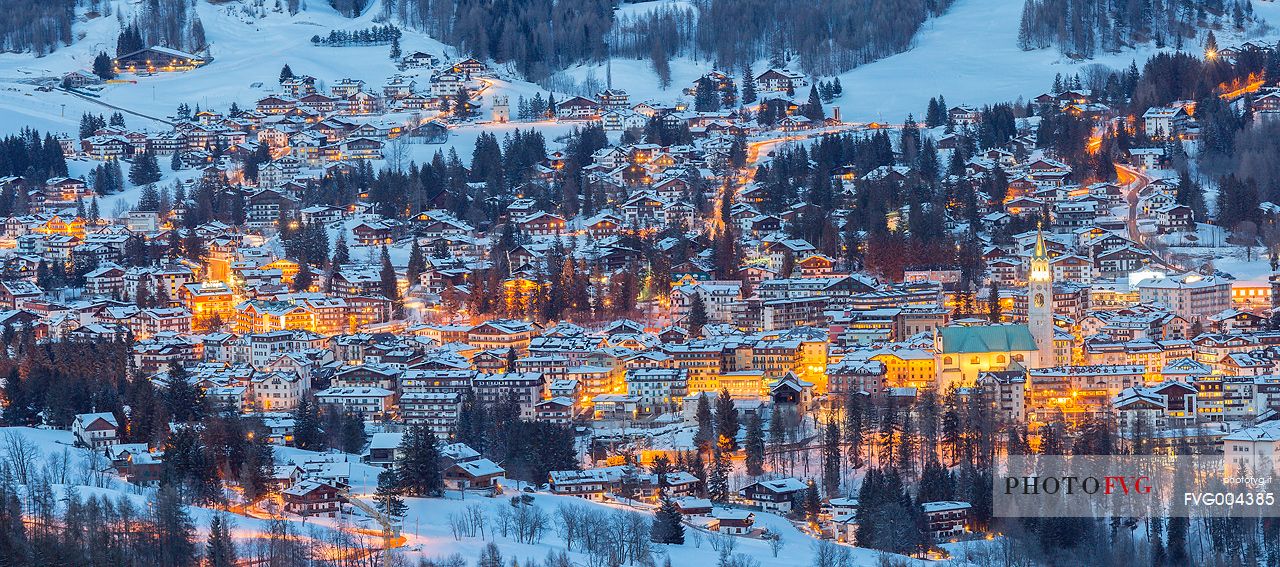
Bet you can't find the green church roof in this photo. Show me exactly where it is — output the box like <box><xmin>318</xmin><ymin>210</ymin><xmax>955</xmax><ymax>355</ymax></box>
<box><xmin>938</xmin><ymin>324</ymin><xmax>1038</xmax><ymax>354</ymax></box>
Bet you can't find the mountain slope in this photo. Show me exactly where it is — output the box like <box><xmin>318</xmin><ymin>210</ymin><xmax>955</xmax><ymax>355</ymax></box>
<box><xmin>828</xmin><ymin>0</ymin><xmax>1275</xmax><ymax>123</ymax></box>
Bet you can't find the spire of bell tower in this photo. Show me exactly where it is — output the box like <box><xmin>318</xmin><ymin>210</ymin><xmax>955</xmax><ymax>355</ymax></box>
<box><xmin>1033</xmin><ymin>223</ymin><xmax>1048</xmax><ymax>260</ymax></box>
<box><xmin>1029</xmin><ymin>224</ymin><xmax>1051</xmax><ymax>283</ymax></box>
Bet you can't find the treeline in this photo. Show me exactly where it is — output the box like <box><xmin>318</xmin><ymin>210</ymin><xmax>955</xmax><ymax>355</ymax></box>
<box><xmin>462</xmin><ymin>228</ymin><xmax>648</xmax><ymax>323</ymax></box>
<box><xmin>377</xmin><ymin>0</ymin><xmax>612</xmax><ymax>80</ymax></box>
<box><xmin>0</xmin><ymin>478</ymin><xmax>202</xmax><ymax>566</ymax></box>
<box><xmin>610</xmin><ymin>0</ymin><xmax>956</xmax><ymax>78</ymax></box>
<box><xmin>368</xmin><ymin>0</ymin><xmax>952</xmax><ymax>79</ymax></box>
<box><xmin>1017</xmin><ymin>0</ymin><xmax>1257</xmax><ymax>58</ymax></box>
<box><xmin>119</xmin><ymin>0</ymin><xmax>206</xmax><ymax>54</ymax></box>
<box><xmin>608</xmin><ymin>3</ymin><xmax>696</xmax><ymax>65</ymax></box>
<box><xmin>1214</xmin><ymin>121</ymin><xmax>1280</xmax><ymax>231</ymax></box>
<box><xmin>301</xmin><ymin>128</ymin><xmax>566</xmax><ymax>227</ymax></box>
<box><xmin>975</xmin><ymin>409</ymin><xmax>1266</xmax><ymax>565</ymax></box>
<box><xmin>455</xmin><ymin>392</ymin><xmax>578</xmax><ymax>483</ymax></box>
<box><xmin>732</xmin><ymin>386</ymin><xmax>1002</xmax><ymax>555</ymax></box>
<box><xmin>612</xmin><ymin>0</ymin><xmax>957</xmax><ymax>77</ymax></box>
<box><xmin>310</xmin><ymin>24</ymin><xmax>401</xmax><ymax>46</ymax></box>
<box><xmin>0</xmin><ymin>470</ymin><xmax>392</xmax><ymax>567</ymax></box>
<box><xmin>754</xmin><ymin>124</ymin><xmax>993</xmax><ymax>283</ymax></box>
<box><xmin>0</xmin><ymin>128</ymin><xmax>69</xmax><ymax>182</ymax></box>
<box><xmin>0</xmin><ymin>335</ymin><xmax>343</xmax><ymax>509</ymax></box>
<box><xmin>692</xmin><ymin>0</ymin><xmax>955</xmax><ymax>76</ymax></box>
<box><xmin>328</xmin><ymin>0</ymin><xmax>369</xmax><ymax>17</ymax></box>
<box><xmin>1</xmin><ymin>334</ymin><xmax>130</xmax><ymax>429</ymax></box>
<box><xmin>0</xmin><ymin>0</ymin><xmax>73</xmax><ymax>55</ymax></box>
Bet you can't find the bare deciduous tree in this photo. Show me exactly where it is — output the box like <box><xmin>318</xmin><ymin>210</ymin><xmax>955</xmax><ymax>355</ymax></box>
<box><xmin>3</xmin><ymin>431</ymin><xmax>39</xmax><ymax>485</ymax></box>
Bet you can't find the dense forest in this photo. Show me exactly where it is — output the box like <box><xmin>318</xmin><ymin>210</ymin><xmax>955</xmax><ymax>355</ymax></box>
<box><xmin>690</xmin><ymin>0</ymin><xmax>955</xmax><ymax>76</ymax></box>
<box><xmin>1018</xmin><ymin>0</ymin><xmax>1258</xmax><ymax>58</ymax></box>
<box><xmin>0</xmin><ymin>0</ymin><xmax>74</xmax><ymax>55</ymax></box>
<box><xmin>375</xmin><ymin>0</ymin><xmax>613</xmax><ymax>79</ymax></box>
<box><xmin>4</xmin><ymin>0</ymin><xmax>950</xmax><ymax>76</ymax></box>
<box><xmin>2</xmin><ymin>0</ymin><xmax>205</xmax><ymax>56</ymax></box>
<box><xmin>373</xmin><ymin>0</ymin><xmax>953</xmax><ymax>79</ymax></box>
<box><xmin>119</xmin><ymin>0</ymin><xmax>207</xmax><ymax>54</ymax></box>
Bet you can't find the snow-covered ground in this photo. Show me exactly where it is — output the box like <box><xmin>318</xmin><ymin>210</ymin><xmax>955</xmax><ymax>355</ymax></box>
<box><xmin>828</xmin><ymin>0</ymin><xmax>1239</xmax><ymax>123</ymax></box>
<box><xmin>0</xmin><ymin>0</ymin><xmax>571</xmax><ymax>156</ymax></box>
<box><xmin>0</xmin><ymin>427</ymin><xmax>349</xmax><ymax>546</ymax></box>
<box><xmin>555</xmin><ymin>0</ymin><xmax>1280</xmax><ymax>124</ymax></box>
<box><xmin>0</xmin><ymin>425</ymin><xmax>925</xmax><ymax>566</ymax></box>
<box><xmin>5</xmin><ymin>0</ymin><xmax>1274</xmax><ymax>140</ymax></box>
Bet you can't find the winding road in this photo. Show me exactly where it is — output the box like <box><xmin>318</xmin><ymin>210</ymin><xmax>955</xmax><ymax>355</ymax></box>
<box><xmin>1115</xmin><ymin>162</ymin><xmax>1151</xmax><ymax>244</ymax></box>
<box><xmin>1115</xmin><ymin>162</ymin><xmax>1188</xmax><ymax>272</ymax></box>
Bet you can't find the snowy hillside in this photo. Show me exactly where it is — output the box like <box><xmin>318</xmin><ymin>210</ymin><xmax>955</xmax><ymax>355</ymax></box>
<box><xmin>0</xmin><ymin>425</ymin><xmax>929</xmax><ymax>566</ymax></box>
<box><xmin>827</xmin><ymin>0</ymin><xmax>1167</xmax><ymax>123</ymax></box>
<box><xmin>2</xmin><ymin>0</ymin><xmax>1276</xmax><ymax>137</ymax></box>
<box><xmin>0</xmin><ymin>0</ymin><xmax>575</xmax><ymax>153</ymax></box>
<box><xmin>828</xmin><ymin>0</ymin><xmax>1279</xmax><ymax>123</ymax></box>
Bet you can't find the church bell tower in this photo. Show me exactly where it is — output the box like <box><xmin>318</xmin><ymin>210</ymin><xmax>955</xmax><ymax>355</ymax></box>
<box><xmin>1028</xmin><ymin>227</ymin><xmax>1055</xmax><ymax>368</ymax></box>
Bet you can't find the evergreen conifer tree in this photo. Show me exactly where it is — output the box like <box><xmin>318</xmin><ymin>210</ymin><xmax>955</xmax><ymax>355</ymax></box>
<box><xmin>128</xmin><ymin>150</ymin><xmax>162</xmax><ymax>186</ymax></box>
<box><xmin>152</xmin><ymin>485</ymin><xmax>197</xmax><ymax>566</ymax></box>
<box><xmin>92</xmin><ymin>52</ymin><xmax>116</xmax><ymax>80</ymax></box>
<box><xmin>292</xmin><ymin>397</ymin><xmax>324</xmax><ymax>450</ymax></box>
<box><xmin>292</xmin><ymin>261</ymin><xmax>314</xmax><ymax>292</ymax></box>
<box><xmin>206</xmin><ymin>514</ymin><xmax>237</xmax><ymax>567</ymax></box>
<box><xmin>650</xmin><ymin>498</ymin><xmax>685</xmax><ymax>544</ymax></box>
<box><xmin>714</xmin><ymin>388</ymin><xmax>739</xmax><ymax>451</ymax></box>
<box><xmin>687</xmin><ymin>293</ymin><xmax>708</xmax><ymax>336</ymax></box>
<box><xmin>406</xmin><ymin>240</ymin><xmax>425</xmax><ymax>288</ymax></box>
<box><xmin>744</xmin><ymin>412</ymin><xmax>765</xmax><ymax>476</ymax></box>
<box><xmin>397</xmin><ymin>425</ymin><xmax>443</xmax><ymax>497</ymax></box>
<box><xmin>375</xmin><ymin>466</ymin><xmax>407</xmax><ymax>519</ymax></box>
<box><xmin>742</xmin><ymin>64</ymin><xmax>757</xmax><ymax>105</ymax></box>
<box><xmin>693</xmin><ymin>394</ymin><xmax>713</xmax><ymax>452</ymax></box>
<box><xmin>707</xmin><ymin>446</ymin><xmax>729</xmax><ymax>502</ymax></box>
<box><xmin>804</xmin><ymin>85</ymin><xmax>824</xmax><ymax>121</ymax></box>
<box><xmin>822</xmin><ymin>420</ymin><xmax>841</xmax><ymax>496</ymax></box>
<box><xmin>379</xmin><ymin>245</ymin><xmax>401</xmax><ymax>307</ymax></box>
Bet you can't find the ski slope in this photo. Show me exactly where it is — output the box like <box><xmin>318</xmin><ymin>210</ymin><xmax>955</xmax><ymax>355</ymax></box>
<box><xmin>832</xmin><ymin>0</ymin><xmax>1179</xmax><ymax>122</ymax></box>
<box><xmin>829</xmin><ymin>0</ymin><xmax>1277</xmax><ymax>122</ymax></box>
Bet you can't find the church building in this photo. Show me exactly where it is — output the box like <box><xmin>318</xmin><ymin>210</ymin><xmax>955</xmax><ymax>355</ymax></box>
<box><xmin>933</xmin><ymin>229</ymin><xmax>1057</xmax><ymax>390</ymax></box>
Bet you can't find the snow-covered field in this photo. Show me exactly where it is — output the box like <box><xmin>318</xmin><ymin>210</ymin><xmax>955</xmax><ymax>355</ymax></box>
<box><xmin>0</xmin><ymin>0</ymin><xmax>574</xmax><ymax>159</ymax></box>
<box><xmin>0</xmin><ymin>425</ymin><xmax>926</xmax><ymax>566</ymax></box>
<box><xmin>828</xmin><ymin>0</ymin><xmax>1278</xmax><ymax>122</ymax></box>
<box><xmin>0</xmin><ymin>427</ymin><xmax>349</xmax><ymax>546</ymax></box>
<box><xmin>829</xmin><ymin>0</ymin><xmax>1158</xmax><ymax>122</ymax></box>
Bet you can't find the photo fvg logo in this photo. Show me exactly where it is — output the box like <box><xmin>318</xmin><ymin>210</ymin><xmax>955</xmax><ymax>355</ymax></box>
<box><xmin>1003</xmin><ymin>475</ymin><xmax>1153</xmax><ymax>496</ymax></box>
<box><xmin>996</xmin><ymin>455</ymin><xmax>1280</xmax><ymax>517</ymax></box>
